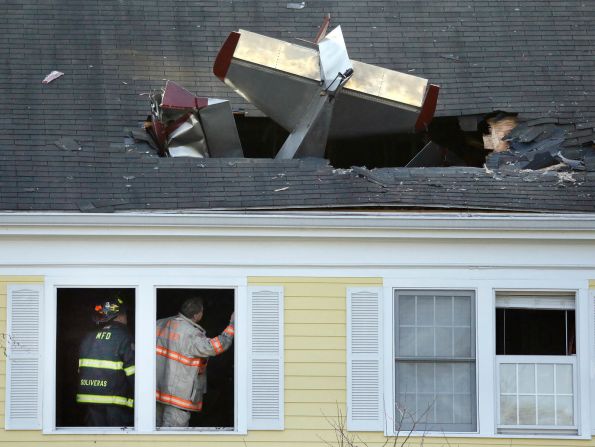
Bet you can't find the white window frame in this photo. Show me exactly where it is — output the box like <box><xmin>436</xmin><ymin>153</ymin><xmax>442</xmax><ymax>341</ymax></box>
<box><xmin>383</xmin><ymin>278</ymin><xmax>591</xmax><ymax>440</ymax></box>
<box><xmin>393</xmin><ymin>289</ymin><xmax>477</xmax><ymax>433</ymax></box>
<box><xmin>494</xmin><ymin>290</ymin><xmax>579</xmax><ymax>435</ymax></box>
<box><xmin>383</xmin><ymin>282</ymin><xmax>480</xmax><ymax>437</ymax></box>
<box><xmin>42</xmin><ymin>272</ymin><xmax>248</xmax><ymax>435</ymax></box>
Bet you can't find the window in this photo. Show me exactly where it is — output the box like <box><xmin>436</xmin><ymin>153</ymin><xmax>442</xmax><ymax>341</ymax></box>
<box><xmin>155</xmin><ymin>288</ymin><xmax>235</xmax><ymax>430</ymax></box>
<box><xmin>56</xmin><ymin>288</ymin><xmax>136</xmax><ymax>428</ymax></box>
<box><xmin>394</xmin><ymin>290</ymin><xmax>476</xmax><ymax>432</ymax></box>
<box><xmin>495</xmin><ymin>292</ymin><xmax>577</xmax><ymax>434</ymax></box>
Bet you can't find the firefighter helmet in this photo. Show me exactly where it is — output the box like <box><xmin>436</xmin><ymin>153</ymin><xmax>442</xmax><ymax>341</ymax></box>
<box><xmin>93</xmin><ymin>296</ymin><xmax>126</xmax><ymax>324</ymax></box>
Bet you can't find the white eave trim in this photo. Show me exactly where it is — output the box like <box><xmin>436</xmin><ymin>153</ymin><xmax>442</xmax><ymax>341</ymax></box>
<box><xmin>1</xmin><ymin>212</ymin><xmax>595</xmax><ymax>239</ymax></box>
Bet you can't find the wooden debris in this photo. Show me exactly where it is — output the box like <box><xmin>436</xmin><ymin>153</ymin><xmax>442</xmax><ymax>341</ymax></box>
<box><xmin>483</xmin><ymin>116</ymin><xmax>518</xmax><ymax>152</ymax></box>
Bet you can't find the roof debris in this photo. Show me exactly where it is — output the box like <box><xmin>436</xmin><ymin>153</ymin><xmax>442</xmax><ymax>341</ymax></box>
<box><xmin>42</xmin><ymin>70</ymin><xmax>64</xmax><ymax>84</ymax></box>
<box><xmin>556</xmin><ymin>172</ymin><xmax>577</xmax><ymax>184</ymax></box>
<box><xmin>485</xmin><ymin>116</ymin><xmax>595</xmax><ymax>172</ymax></box>
<box><xmin>286</xmin><ymin>2</ymin><xmax>306</xmax><ymax>9</ymax></box>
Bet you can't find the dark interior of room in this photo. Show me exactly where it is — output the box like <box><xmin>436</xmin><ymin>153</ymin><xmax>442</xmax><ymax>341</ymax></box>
<box><xmin>496</xmin><ymin>308</ymin><xmax>575</xmax><ymax>356</ymax></box>
<box><xmin>56</xmin><ymin>288</ymin><xmax>136</xmax><ymax>427</ymax></box>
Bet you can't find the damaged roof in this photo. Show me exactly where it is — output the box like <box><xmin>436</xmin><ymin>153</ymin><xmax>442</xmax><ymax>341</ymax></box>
<box><xmin>1</xmin><ymin>0</ymin><xmax>594</xmax><ymax>214</ymax></box>
<box><xmin>2</xmin><ymin>0</ymin><xmax>594</xmax><ymax>149</ymax></box>
<box><xmin>1</xmin><ymin>152</ymin><xmax>595</xmax><ymax>213</ymax></box>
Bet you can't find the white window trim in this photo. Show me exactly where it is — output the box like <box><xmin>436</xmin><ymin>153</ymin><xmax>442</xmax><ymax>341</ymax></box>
<box><xmin>382</xmin><ymin>278</ymin><xmax>592</xmax><ymax>440</ymax></box>
<box><xmin>42</xmin><ymin>272</ymin><xmax>248</xmax><ymax>435</ymax></box>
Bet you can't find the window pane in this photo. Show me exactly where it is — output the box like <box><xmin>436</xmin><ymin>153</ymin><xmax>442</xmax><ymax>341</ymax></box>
<box><xmin>537</xmin><ymin>395</ymin><xmax>555</xmax><ymax>425</ymax></box>
<box><xmin>518</xmin><ymin>364</ymin><xmax>535</xmax><ymax>394</ymax></box>
<box><xmin>435</xmin><ymin>363</ymin><xmax>453</xmax><ymax>390</ymax></box>
<box><xmin>500</xmin><ymin>364</ymin><xmax>517</xmax><ymax>394</ymax></box>
<box><xmin>399</xmin><ymin>295</ymin><xmax>416</xmax><ymax>325</ymax></box>
<box><xmin>453</xmin><ymin>363</ymin><xmax>472</xmax><ymax>391</ymax></box>
<box><xmin>56</xmin><ymin>288</ymin><xmax>135</xmax><ymax>428</ymax></box>
<box><xmin>453</xmin><ymin>327</ymin><xmax>471</xmax><ymax>357</ymax></box>
<box><xmin>454</xmin><ymin>393</ymin><xmax>472</xmax><ymax>424</ymax></box>
<box><xmin>556</xmin><ymin>364</ymin><xmax>573</xmax><ymax>394</ymax></box>
<box><xmin>536</xmin><ymin>364</ymin><xmax>554</xmax><ymax>394</ymax></box>
<box><xmin>518</xmin><ymin>395</ymin><xmax>536</xmax><ymax>425</ymax></box>
<box><xmin>416</xmin><ymin>327</ymin><xmax>434</xmax><ymax>356</ymax></box>
<box><xmin>500</xmin><ymin>395</ymin><xmax>517</xmax><ymax>425</ymax></box>
<box><xmin>435</xmin><ymin>327</ymin><xmax>453</xmax><ymax>357</ymax></box>
<box><xmin>557</xmin><ymin>396</ymin><xmax>573</xmax><ymax>425</ymax></box>
<box><xmin>417</xmin><ymin>296</ymin><xmax>434</xmax><ymax>325</ymax></box>
<box><xmin>416</xmin><ymin>393</ymin><xmax>435</xmax><ymax>421</ymax></box>
<box><xmin>397</xmin><ymin>362</ymin><xmax>416</xmax><ymax>394</ymax></box>
<box><xmin>435</xmin><ymin>394</ymin><xmax>454</xmax><ymax>423</ymax></box>
<box><xmin>399</xmin><ymin>327</ymin><xmax>416</xmax><ymax>356</ymax></box>
<box><xmin>396</xmin><ymin>392</ymin><xmax>416</xmax><ymax>418</ymax></box>
<box><xmin>435</xmin><ymin>296</ymin><xmax>453</xmax><ymax>325</ymax></box>
<box><xmin>453</xmin><ymin>296</ymin><xmax>471</xmax><ymax>325</ymax></box>
<box><xmin>417</xmin><ymin>363</ymin><xmax>434</xmax><ymax>393</ymax></box>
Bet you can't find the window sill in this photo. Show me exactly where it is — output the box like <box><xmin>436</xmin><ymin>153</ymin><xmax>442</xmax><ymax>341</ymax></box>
<box><xmin>384</xmin><ymin>431</ymin><xmax>589</xmax><ymax>440</ymax></box>
<box><xmin>45</xmin><ymin>427</ymin><xmax>246</xmax><ymax>435</ymax></box>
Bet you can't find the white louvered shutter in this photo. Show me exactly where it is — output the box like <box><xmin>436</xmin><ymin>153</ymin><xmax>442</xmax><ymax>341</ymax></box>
<box><xmin>248</xmin><ymin>286</ymin><xmax>284</xmax><ymax>430</ymax></box>
<box><xmin>5</xmin><ymin>285</ymin><xmax>42</xmax><ymax>430</ymax></box>
<box><xmin>347</xmin><ymin>287</ymin><xmax>383</xmax><ymax>431</ymax></box>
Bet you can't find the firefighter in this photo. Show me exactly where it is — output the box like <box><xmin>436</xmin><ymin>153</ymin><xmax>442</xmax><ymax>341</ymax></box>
<box><xmin>156</xmin><ymin>297</ymin><xmax>234</xmax><ymax>427</ymax></box>
<box><xmin>76</xmin><ymin>296</ymin><xmax>135</xmax><ymax>427</ymax></box>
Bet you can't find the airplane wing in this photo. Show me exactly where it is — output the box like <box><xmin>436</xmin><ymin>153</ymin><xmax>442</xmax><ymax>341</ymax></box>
<box><xmin>214</xmin><ymin>28</ymin><xmax>439</xmax><ymax>139</ymax></box>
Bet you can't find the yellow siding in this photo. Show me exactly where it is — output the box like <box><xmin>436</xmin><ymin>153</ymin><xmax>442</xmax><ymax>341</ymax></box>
<box><xmin>0</xmin><ymin>275</ymin><xmax>594</xmax><ymax>446</ymax></box>
<box><xmin>590</xmin><ymin>280</ymin><xmax>595</xmax><ymax>289</ymax></box>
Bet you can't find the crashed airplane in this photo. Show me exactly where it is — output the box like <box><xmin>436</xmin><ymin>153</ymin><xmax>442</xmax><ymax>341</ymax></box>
<box><xmin>146</xmin><ymin>19</ymin><xmax>439</xmax><ymax>159</ymax></box>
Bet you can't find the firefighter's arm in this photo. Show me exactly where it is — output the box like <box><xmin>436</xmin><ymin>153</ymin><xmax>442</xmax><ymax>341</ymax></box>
<box><xmin>189</xmin><ymin>318</ymin><xmax>234</xmax><ymax>357</ymax></box>
<box><xmin>119</xmin><ymin>332</ymin><xmax>135</xmax><ymax>388</ymax></box>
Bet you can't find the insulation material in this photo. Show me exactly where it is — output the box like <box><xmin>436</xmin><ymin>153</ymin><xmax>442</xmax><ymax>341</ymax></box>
<box><xmin>483</xmin><ymin>116</ymin><xmax>518</xmax><ymax>152</ymax></box>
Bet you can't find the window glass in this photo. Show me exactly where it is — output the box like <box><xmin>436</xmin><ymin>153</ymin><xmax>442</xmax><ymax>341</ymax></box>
<box><xmin>56</xmin><ymin>288</ymin><xmax>135</xmax><ymax>428</ymax></box>
<box><xmin>394</xmin><ymin>290</ymin><xmax>476</xmax><ymax>432</ymax></box>
<box><xmin>498</xmin><ymin>363</ymin><xmax>574</xmax><ymax>427</ymax></box>
<box><xmin>155</xmin><ymin>288</ymin><xmax>235</xmax><ymax>430</ymax></box>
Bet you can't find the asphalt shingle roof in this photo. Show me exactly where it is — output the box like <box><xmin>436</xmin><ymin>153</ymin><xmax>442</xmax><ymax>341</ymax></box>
<box><xmin>2</xmin><ymin>0</ymin><xmax>594</xmax><ymax>149</ymax></box>
<box><xmin>1</xmin><ymin>0</ymin><xmax>594</xmax><ymax>213</ymax></box>
<box><xmin>1</xmin><ymin>150</ymin><xmax>594</xmax><ymax>213</ymax></box>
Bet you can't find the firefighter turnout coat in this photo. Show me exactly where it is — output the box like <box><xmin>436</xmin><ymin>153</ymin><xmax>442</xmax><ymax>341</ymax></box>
<box><xmin>156</xmin><ymin>313</ymin><xmax>234</xmax><ymax>412</ymax></box>
<box><xmin>76</xmin><ymin>321</ymin><xmax>135</xmax><ymax>409</ymax></box>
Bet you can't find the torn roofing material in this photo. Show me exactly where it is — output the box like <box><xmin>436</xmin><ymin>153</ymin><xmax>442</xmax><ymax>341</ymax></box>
<box><xmin>485</xmin><ymin>117</ymin><xmax>595</xmax><ymax>171</ymax></box>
